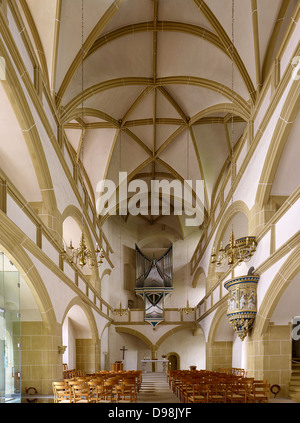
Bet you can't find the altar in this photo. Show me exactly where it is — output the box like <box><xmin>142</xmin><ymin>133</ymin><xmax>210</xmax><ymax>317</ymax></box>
<box><xmin>141</xmin><ymin>359</ymin><xmax>169</xmax><ymax>373</ymax></box>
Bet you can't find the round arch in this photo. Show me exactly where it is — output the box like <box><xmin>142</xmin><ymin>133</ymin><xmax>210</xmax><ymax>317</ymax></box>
<box><xmin>155</xmin><ymin>323</ymin><xmax>198</xmax><ymax>350</ymax></box>
<box><xmin>61</xmin><ymin>296</ymin><xmax>100</xmax><ymax>342</ymax></box>
<box><xmin>115</xmin><ymin>327</ymin><xmax>153</xmax><ymax>350</ymax></box>
<box><xmin>166</xmin><ymin>352</ymin><xmax>181</xmax><ymax>370</ymax></box>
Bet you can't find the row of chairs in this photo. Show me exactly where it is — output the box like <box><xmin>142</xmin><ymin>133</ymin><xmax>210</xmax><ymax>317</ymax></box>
<box><xmin>53</xmin><ymin>370</ymin><xmax>142</xmax><ymax>403</ymax></box>
<box><xmin>63</xmin><ymin>369</ymin><xmax>85</xmax><ymax>380</ymax></box>
<box><xmin>168</xmin><ymin>369</ymin><xmax>270</xmax><ymax>403</ymax></box>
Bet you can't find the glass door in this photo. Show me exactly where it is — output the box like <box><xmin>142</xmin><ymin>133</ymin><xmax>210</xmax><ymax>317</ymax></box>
<box><xmin>0</xmin><ymin>252</ymin><xmax>21</xmax><ymax>403</ymax></box>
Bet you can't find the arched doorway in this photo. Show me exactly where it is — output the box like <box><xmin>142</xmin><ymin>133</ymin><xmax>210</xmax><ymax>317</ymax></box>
<box><xmin>292</xmin><ymin>316</ymin><xmax>300</xmax><ymax>360</ymax></box>
<box><xmin>167</xmin><ymin>353</ymin><xmax>180</xmax><ymax>370</ymax></box>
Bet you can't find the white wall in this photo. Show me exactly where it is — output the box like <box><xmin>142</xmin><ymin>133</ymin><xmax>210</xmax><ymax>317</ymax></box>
<box><xmin>108</xmin><ymin>328</ymin><xmax>151</xmax><ymax>371</ymax></box>
<box><xmin>157</xmin><ymin>329</ymin><xmax>206</xmax><ymax>371</ymax></box>
<box><xmin>62</xmin><ymin>317</ymin><xmax>76</xmax><ymax>370</ymax></box>
<box><xmin>232</xmin><ymin>334</ymin><xmax>248</xmax><ymax>370</ymax></box>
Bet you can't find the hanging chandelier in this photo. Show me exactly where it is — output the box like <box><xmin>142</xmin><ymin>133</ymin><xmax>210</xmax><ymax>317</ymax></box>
<box><xmin>210</xmin><ymin>0</ymin><xmax>257</xmax><ymax>268</ymax></box>
<box><xmin>66</xmin><ymin>0</ymin><xmax>105</xmax><ymax>270</ymax></box>
<box><xmin>179</xmin><ymin>299</ymin><xmax>195</xmax><ymax>315</ymax></box>
<box><xmin>211</xmin><ymin>230</ymin><xmax>257</xmax><ymax>267</ymax></box>
<box><xmin>68</xmin><ymin>234</ymin><xmax>105</xmax><ymax>269</ymax></box>
<box><xmin>112</xmin><ymin>302</ymin><xmax>128</xmax><ymax>317</ymax></box>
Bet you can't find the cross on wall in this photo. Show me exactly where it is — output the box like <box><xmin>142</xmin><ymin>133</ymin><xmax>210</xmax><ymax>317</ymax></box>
<box><xmin>120</xmin><ymin>345</ymin><xmax>128</xmax><ymax>360</ymax></box>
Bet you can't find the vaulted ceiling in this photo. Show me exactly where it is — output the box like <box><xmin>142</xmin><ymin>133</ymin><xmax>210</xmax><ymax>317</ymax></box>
<box><xmin>21</xmin><ymin>0</ymin><xmax>297</xmax><ymax>238</ymax></box>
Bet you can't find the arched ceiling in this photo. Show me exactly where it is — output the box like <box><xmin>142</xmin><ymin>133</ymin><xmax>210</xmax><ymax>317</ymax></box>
<box><xmin>21</xmin><ymin>0</ymin><xmax>297</xmax><ymax>239</ymax></box>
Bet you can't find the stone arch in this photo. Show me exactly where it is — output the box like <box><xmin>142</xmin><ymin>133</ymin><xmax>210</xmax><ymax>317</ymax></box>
<box><xmin>62</xmin><ymin>296</ymin><xmax>100</xmax><ymax>341</ymax></box>
<box><xmin>115</xmin><ymin>327</ymin><xmax>153</xmax><ymax>350</ymax></box>
<box><xmin>0</xmin><ymin>227</ymin><xmax>56</xmax><ymax>334</ymax></box>
<box><xmin>255</xmin><ymin>77</ymin><xmax>300</xmax><ymax>211</ymax></box>
<box><xmin>213</xmin><ymin>201</ymin><xmax>251</xmax><ymax>247</ymax></box>
<box><xmin>155</xmin><ymin>324</ymin><xmax>205</xmax><ymax>370</ymax></box>
<box><xmin>62</xmin><ymin>296</ymin><xmax>101</xmax><ymax>372</ymax></box>
<box><xmin>207</xmin><ymin>303</ymin><xmax>229</xmax><ymax>345</ymax></box>
<box><xmin>100</xmin><ymin>268</ymin><xmax>112</xmax><ymax>281</ymax></box>
<box><xmin>100</xmin><ymin>321</ymin><xmax>112</xmax><ymax>339</ymax></box>
<box><xmin>192</xmin><ymin>266</ymin><xmax>206</xmax><ymax>288</ymax></box>
<box><xmin>138</xmin><ymin>235</ymin><xmax>173</xmax><ymax>249</ymax></box>
<box><xmin>0</xmin><ymin>46</ymin><xmax>58</xmax><ymax>233</ymax></box>
<box><xmin>155</xmin><ymin>323</ymin><xmax>197</xmax><ymax>350</ymax></box>
<box><xmin>254</xmin><ymin>244</ymin><xmax>300</xmax><ymax>338</ymax></box>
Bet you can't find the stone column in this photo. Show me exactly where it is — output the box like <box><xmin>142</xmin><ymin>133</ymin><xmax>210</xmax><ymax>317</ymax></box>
<box><xmin>247</xmin><ymin>323</ymin><xmax>292</xmax><ymax>397</ymax></box>
<box><xmin>206</xmin><ymin>341</ymin><xmax>233</xmax><ymax>371</ymax></box>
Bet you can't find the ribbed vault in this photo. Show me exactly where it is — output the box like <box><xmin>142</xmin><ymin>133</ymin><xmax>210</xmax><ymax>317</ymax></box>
<box><xmin>20</xmin><ymin>0</ymin><xmax>297</xmax><ymax>238</ymax></box>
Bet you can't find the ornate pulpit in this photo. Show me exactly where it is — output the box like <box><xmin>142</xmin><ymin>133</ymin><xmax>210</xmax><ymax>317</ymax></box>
<box><xmin>224</xmin><ymin>273</ymin><xmax>259</xmax><ymax>341</ymax></box>
<box><xmin>135</xmin><ymin>244</ymin><xmax>173</xmax><ymax>328</ymax></box>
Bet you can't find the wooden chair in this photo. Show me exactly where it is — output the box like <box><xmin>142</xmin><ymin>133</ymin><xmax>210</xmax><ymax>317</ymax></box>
<box><xmin>92</xmin><ymin>386</ymin><xmax>110</xmax><ymax>403</ymax></box>
<box><xmin>72</xmin><ymin>385</ymin><xmax>93</xmax><ymax>403</ymax></box>
<box><xmin>187</xmin><ymin>384</ymin><xmax>209</xmax><ymax>403</ymax></box>
<box><xmin>120</xmin><ymin>379</ymin><xmax>138</xmax><ymax>400</ymax></box>
<box><xmin>209</xmin><ymin>381</ymin><xmax>227</xmax><ymax>403</ymax></box>
<box><xmin>181</xmin><ymin>381</ymin><xmax>194</xmax><ymax>403</ymax></box>
<box><xmin>247</xmin><ymin>382</ymin><xmax>270</xmax><ymax>403</ymax></box>
<box><xmin>94</xmin><ymin>385</ymin><xmax>116</xmax><ymax>403</ymax></box>
<box><xmin>227</xmin><ymin>381</ymin><xmax>248</xmax><ymax>403</ymax></box>
<box><xmin>116</xmin><ymin>385</ymin><xmax>137</xmax><ymax>403</ymax></box>
<box><xmin>88</xmin><ymin>379</ymin><xmax>104</xmax><ymax>387</ymax></box>
<box><xmin>66</xmin><ymin>379</ymin><xmax>83</xmax><ymax>389</ymax></box>
<box><xmin>177</xmin><ymin>376</ymin><xmax>193</xmax><ymax>402</ymax></box>
<box><xmin>52</xmin><ymin>382</ymin><xmax>72</xmax><ymax>403</ymax></box>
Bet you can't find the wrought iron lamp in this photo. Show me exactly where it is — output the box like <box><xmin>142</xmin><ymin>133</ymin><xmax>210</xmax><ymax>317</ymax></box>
<box><xmin>112</xmin><ymin>302</ymin><xmax>128</xmax><ymax>317</ymax></box>
<box><xmin>211</xmin><ymin>230</ymin><xmax>257</xmax><ymax>266</ymax></box>
<box><xmin>68</xmin><ymin>234</ymin><xmax>105</xmax><ymax>269</ymax></box>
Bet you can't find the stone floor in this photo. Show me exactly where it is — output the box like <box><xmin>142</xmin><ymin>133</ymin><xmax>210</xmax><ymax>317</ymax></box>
<box><xmin>18</xmin><ymin>372</ymin><xmax>299</xmax><ymax>404</ymax></box>
<box><xmin>137</xmin><ymin>372</ymin><xmax>180</xmax><ymax>403</ymax></box>
<box><xmin>137</xmin><ymin>372</ymin><xmax>298</xmax><ymax>404</ymax></box>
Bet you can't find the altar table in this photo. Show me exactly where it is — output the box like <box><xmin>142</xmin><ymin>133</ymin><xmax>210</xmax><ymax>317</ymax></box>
<box><xmin>141</xmin><ymin>359</ymin><xmax>169</xmax><ymax>373</ymax></box>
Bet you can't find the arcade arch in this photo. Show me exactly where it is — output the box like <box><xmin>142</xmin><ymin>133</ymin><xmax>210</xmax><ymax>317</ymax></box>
<box><xmin>62</xmin><ymin>297</ymin><xmax>100</xmax><ymax>374</ymax></box>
